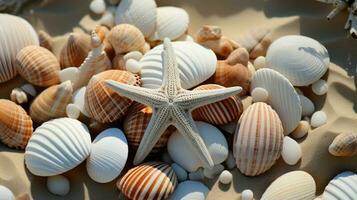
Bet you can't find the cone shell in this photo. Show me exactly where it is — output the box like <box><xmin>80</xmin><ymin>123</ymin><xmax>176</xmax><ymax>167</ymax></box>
<box><xmin>323</xmin><ymin>171</ymin><xmax>357</xmax><ymax>200</ymax></box>
<box><xmin>236</xmin><ymin>28</ymin><xmax>272</xmax><ymax>59</ymax></box>
<box><xmin>0</xmin><ymin>99</ymin><xmax>33</xmax><ymax>149</ymax></box>
<box><xmin>117</xmin><ymin>162</ymin><xmax>178</xmax><ymax>200</ymax></box>
<box><xmin>60</xmin><ymin>32</ymin><xmax>91</xmax><ymax>68</ymax></box>
<box><xmin>328</xmin><ymin>132</ymin><xmax>357</xmax><ymax>157</ymax></box>
<box><xmin>233</xmin><ymin>102</ymin><xmax>284</xmax><ymax>176</ymax></box>
<box><xmin>38</xmin><ymin>30</ymin><xmax>53</xmax><ymax>51</ymax></box>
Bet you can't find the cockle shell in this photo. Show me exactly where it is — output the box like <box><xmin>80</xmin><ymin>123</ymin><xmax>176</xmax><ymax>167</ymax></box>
<box><xmin>25</xmin><ymin>118</ymin><xmax>91</xmax><ymax>176</ymax></box>
<box><xmin>170</xmin><ymin>181</ymin><xmax>209</xmax><ymax>200</ymax></box>
<box><xmin>236</xmin><ymin>28</ymin><xmax>272</xmax><ymax>59</ymax></box>
<box><xmin>60</xmin><ymin>32</ymin><xmax>91</xmax><ymax>68</ymax></box>
<box><xmin>322</xmin><ymin>171</ymin><xmax>357</xmax><ymax>200</ymax></box>
<box><xmin>16</xmin><ymin>46</ymin><xmax>60</xmax><ymax>87</ymax></box>
<box><xmin>233</xmin><ymin>102</ymin><xmax>284</xmax><ymax>176</ymax></box>
<box><xmin>0</xmin><ymin>185</ymin><xmax>15</xmax><ymax>200</ymax></box>
<box><xmin>328</xmin><ymin>132</ymin><xmax>357</xmax><ymax>157</ymax></box>
<box><xmin>117</xmin><ymin>162</ymin><xmax>178</xmax><ymax>200</ymax></box>
<box><xmin>38</xmin><ymin>30</ymin><xmax>53</xmax><ymax>51</ymax></box>
<box><xmin>261</xmin><ymin>171</ymin><xmax>316</xmax><ymax>200</ymax></box>
<box><xmin>0</xmin><ymin>99</ymin><xmax>33</xmax><ymax>149</ymax></box>
<box><xmin>0</xmin><ymin>14</ymin><xmax>39</xmax><ymax>82</ymax></box>
<box><xmin>266</xmin><ymin>35</ymin><xmax>330</xmax><ymax>86</ymax></box>
<box><xmin>46</xmin><ymin>175</ymin><xmax>70</xmax><ymax>196</ymax></box>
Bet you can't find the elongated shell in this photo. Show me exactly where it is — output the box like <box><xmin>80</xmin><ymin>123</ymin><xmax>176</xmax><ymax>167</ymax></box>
<box><xmin>236</xmin><ymin>28</ymin><xmax>272</xmax><ymax>59</ymax></box>
<box><xmin>118</xmin><ymin>162</ymin><xmax>178</xmax><ymax>200</ymax></box>
<box><xmin>25</xmin><ymin>118</ymin><xmax>91</xmax><ymax>176</ymax></box>
<box><xmin>233</xmin><ymin>102</ymin><xmax>284</xmax><ymax>176</ymax></box>
<box><xmin>38</xmin><ymin>30</ymin><xmax>53</xmax><ymax>51</ymax></box>
<box><xmin>0</xmin><ymin>14</ymin><xmax>39</xmax><ymax>82</ymax></box>
<box><xmin>323</xmin><ymin>171</ymin><xmax>357</xmax><ymax>200</ymax></box>
<box><xmin>261</xmin><ymin>171</ymin><xmax>316</xmax><ymax>200</ymax></box>
<box><xmin>328</xmin><ymin>132</ymin><xmax>357</xmax><ymax>156</ymax></box>
<box><xmin>60</xmin><ymin>32</ymin><xmax>91</xmax><ymax>68</ymax></box>
<box><xmin>0</xmin><ymin>99</ymin><xmax>33</xmax><ymax>149</ymax></box>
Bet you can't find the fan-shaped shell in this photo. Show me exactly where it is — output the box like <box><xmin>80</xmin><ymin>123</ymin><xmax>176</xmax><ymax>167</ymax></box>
<box><xmin>0</xmin><ymin>99</ymin><xmax>33</xmax><ymax>149</ymax></box>
<box><xmin>328</xmin><ymin>132</ymin><xmax>357</xmax><ymax>157</ymax></box>
<box><xmin>233</xmin><ymin>102</ymin><xmax>284</xmax><ymax>176</ymax></box>
<box><xmin>38</xmin><ymin>30</ymin><xmax>53</xmax><ymax>51</ymax></box>
<box><xmin>0</xmin><ymin>14</ymin><xmax>39</xmax><ymax>82</ymax></box>
<box><xmin>25</xmin><ymin>118</ymin><xmax>91</xmax><ymax>176</ymax></box>
<box><xmin>266</xmin><ymin>35</ymin><xmax>329</xmax><ymax>86</ymax></box>
<box><xmin>118</xmin><ymin>162</ymin><xmax>177</xmax><ymax>200</ymax></box>
<box><xmin>251</xmin><ymin>68</ymin><xmax>302</xmax><ymax>134</ymax></box>
<box><xmin>60</xmin><ymin>32</ymin><xmax>91</xmax><ymax>68</ymax></box>
<box><xmin>86</xmin><ymin>128</ymin><xmax>128</xmax><ymax>183</ymax></box>
<box><xmin>261</xmin><ymin>171</ymin><xmax>316</xmax><ymax>200</ymax></box>
<box><xmin>322</xmin><ymin>171</ymin><xmax>357</xmax><ymax>200</ymax></box>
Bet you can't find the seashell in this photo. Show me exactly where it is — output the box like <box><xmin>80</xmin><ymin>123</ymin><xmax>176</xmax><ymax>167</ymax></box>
<box><xmin>251</xmin><ymin>87</ymin><xmax>269</xmax><ymax>102</ymax></box>
<box><xmin>291</xmin><ymin>120</ymin><xmax>310</xmax><ymax>139</ymax></box>
<box><xmin>30</xmin><ymin>81</ymin><xmax>73</xmax><ymax>123</ymax></box>
<box><xmin>115</xmin><ymin>0</ymin><xmax>157</xmax><ymax>37</ymax></box>
<box><xmin>192</xmin><ymin>84</ymin><xmax>243</xmax><ymax>125</ymax></box>
<box><xmin>112</xmin><ymin>54</ymin><xmax>126</xmax><ymax>70</ymax></box>
<box><xmin>126</xmin><ymin>59</ymin><xmax>141</xmax><ymax>74</ymax></box>
<box><xmin>299</xmin><ymin>95</ymin><xmax>315</xmax><ymax>116</ymax></box>
<box><xmin>124</xmin><ymin>51</ymin><xmax>143</xmax><ymax>62</ymax></box>
<box><xmin>253</xmin><ymin>56</ymin><xmax>266</xmax><ymax>69</ymax></box>
<box><xmin>118</xmin><ymin>162</ymin><xmax>177</xmax><ymax>200</ymax></box>
<box><xmin>251</xmin><ymin>68</ymin><xmax>302</xmax><ymax>134</ymax></box>
<box><xmin>66</xmin><ymin>104</ymin><xmax>81</xmax><ymax>119</ymax></box>
<box><xmin>218</xmin><ymin>170</ymin><xmax>233</xmax><ymax>184</ymax></box>
<box><xmin>236</xmin><ymin>28</ymin><xmax>272</xmax><ymax>59</ymax></box>
<box><xmin>90</xmin><ymin>0</ymin><xmax>106</xmax><ymax>14</ymax></box>
<box><xmin>0</xmin><ymin>185</ymin><xmax>15</xmax><ymax>200</ymax></box>
<box><xmin>86</xmin><ymin>128</ymin><xmax>128</xmax><ymax>183</ymax></box>
<box><xmin>46</xmin><ymin>175</ymin><xmax>70</xmax><ymax>196</ymax></box>
<box><xmin>203</xmin><ymin>164</ymin><xmax>224</xmax><ymax>179</ymax></box>
<box><xmin>188</xmin><ymin>168</ymin><xmax>204</xmax><ymax>181</ymax></box>
<box><xmin>38</xmin><ymin>30</ymin><xmax>53</xmax><ymax>51</ymax></box>
<box><xmin>266</xmin><ymin>35</ymin><xmax>330</xmax><ymax>86</ymax></box>
<box><xmin>170</xmin><ymin>181</ymin><xmax>209</xmax><ymax>200</ymax></box>
<box><xmin>310</xmin><ymin>111</ymin><xmax>327</xmax><ymax>128</ymax></box>
<box><xmin>171</xmin><ymin>163</ymin><xmax>188</xmax><ymax>182</ymax></box>
<box><xmin>247</xmin><ymin>61</ymin><xmax>256</xmax><ymax>76</ymax></box>
<box><xmin>85</xmin><ymin>70</ymin><xmax>140</xmax><ymax>123</ymax></box>
<box><xmin>196</xmin><ymin>25</ymin><xmax>222</xmax><ymax>43</ymax></box>
<box><xmin>10</xmin><ymin>83</ymin><xmax>36</xmax><ymax>105</ymax></box>
<box><xmin>322</xmin><ymin>171</ymin><xmax>357</xmax><ymax>200</ymax></box>
<box><xmin>282</xmin><ymin>136</ymin><xmax>302</xmax><ymax>165</ymax></box>
<box><xmin>261</xmin><ymin>171</ymin><xmax>316</xmax><ymax>200</ymax></box>
<box><xmin>60</xmin><ymin>32</ymin><xmax>91</xmax><ymax>68</ymax></box>
<box><xmin>225</xmin><ymin>151</ymin><xmax>236</xmax><ymax>169</ymax></box>
<box><xmin>226</xmin><ymin>48</ymin><xmax>249</xmax><ymax>66</ymax></box>
<box><xmin>241</xmin><ymin>189</ymin><xmax>254</xmax><ymax>200</ymax></box>
<box><xmin>98</xmin><ymin>11</ymin><xmax>115</xmax><ymax>28</ymax></box>
<box><xmin>0</xmin><ymin>99</ymin><xmax>33</xmax><ymax>149</ymax></box>
<box><xmin>312</xmin><ymin>79</ymin><xmax>328</xmax><ymax>95</ymax></box>
<box><xmin>140</xmin><ymin>41</ymin><xmax>217</xmax><ymax>89</ymax></box>
<box><xmin>16</xmin><ymin>46</ymin><xmax>60</xmax><ymax>86</ymax></box>
<box><xmin>25</xmin><ymin>118</ymin><xmax>91</xmax><ymax>176</ymax></box>
<box><xmin>328</xmin><ymin>132</ymin><xmax>357</xmax><ymax>157</ymax></box>
<box><xmin>0</xmin><ymin>14</ymin><xmax>39</xmax><ymax>83</ymax></box>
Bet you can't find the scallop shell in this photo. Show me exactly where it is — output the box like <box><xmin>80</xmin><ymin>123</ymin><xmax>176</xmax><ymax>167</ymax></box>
<box><xmin>233</xmin><ymin>102</ymin><xmax>284</xmax><ymax>176</ymax></box>
<box><xmin>16</xmin><ymin>46</ymin><xmax>60</xmax><ymax>87</ymax></box>
<box><xmin>236</xmin><ymin>28</ymin><xmax>272</xmax><ymax>59</ymax></box>
<box><xmin>322</xmin><ymin>171</ymin><xmax>357</xmax><ymax>200</ymax></box>
<box><xmin>140</xmin><ymin>41</ymin><xmax>217</xmax><ymax>89</ymax></box>
<box><xmin>86</xmin><ymin>128</ymin><xmax>128</xmax><ymax>183</ymax></box>
<box><xmin>84</xmin><ymin>70</ymin><xmax>140</xmax><ymax>123</ymax></box>
<box><xmin>60</xmin><ymin>32</ymin><xmax>91</xmax><ymax>68</ymax></box>
<box><xmin>30</xmin><ymin>81</ymin><xmax>73</xmax><ymax>123</ymax></box>
<box><xmin>328</xmin><ymin>132</ymin><xmax>357</xmax><ymax>157</ymax></box>
<box><xmin>38</xmin><ymin>30</ymin><xmax>53</xmax><ymax>51</ymax></box>
<box><xmin>0</xmin><ymin>99</ymin><xmax>33</xmax><ymax>149</ymax></box>
<box><xmin>261</xmin><ymin>171</ymin><xmax>316</xmax><ymax>200</ymax></box>
<box><xmin>0</xmin><ymin>14</ymin><xmax>39</xmax><ymax>82</ymax></box>
<box><xmin>118</xmin><ymin>162</ymin><xmax>177</xmax><ymax>200</ymax></box>
<box><xmin>25</xmin><ymin>118</ymin><xmax>91</xmax><ymax>176</ymax></box>
<box><xmin>251</xmin><ymin>68</ymin><xmax>302</xmax><ymax>134</ymax></box>
<box><xmin>266</xmin><ymin>35</ymin><xmax>330</xmax><ymax>86</ymax></box>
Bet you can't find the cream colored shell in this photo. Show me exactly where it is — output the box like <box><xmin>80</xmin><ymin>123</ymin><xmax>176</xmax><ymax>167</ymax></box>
<box><xmin>328</xmin><ymin>132</ymin><xmax>357</xmax><ymax>157</ymax></box>
<box><xmin>107</xmin><ymin>24</ymin><xmax>146</xmax><ymax>54</ymax></box>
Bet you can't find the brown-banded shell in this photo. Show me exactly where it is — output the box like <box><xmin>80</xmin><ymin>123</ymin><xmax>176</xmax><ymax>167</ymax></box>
<box><xmin>38</xmin><ymin>30</ymin><xmax>53</xmax><ymax>51</ymax></box>
<box><xmin>328</xmin><ymin>132</ymin><xmax>357</xmax><ymax>157</ymax></box>
<box><xmin>60</xmin><ymin>32</ymin><xmax>91</xmax><ymax>68</ymax></box>
<box><xmin>236</xmin><ymin>28</ymin><xmax>272</xmax><ymax>59</ymax></box>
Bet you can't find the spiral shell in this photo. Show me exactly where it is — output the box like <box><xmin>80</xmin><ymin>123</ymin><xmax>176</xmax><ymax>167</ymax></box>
<box><xmin>323</xmin><ymin>171</ymin><xmax>357</xmax><ymax>200</ymax></box>
<box><xmin>60</xmin><ymin>32</ymin><xmax>91</xmax><ymax>68</ymax></box>
<box><xmin>328</xmin><ymin>132</ymin><xmax>357</xmax><ymax>157</ymax></box>
<box><xmin>38</xmin><ymin>30</ymin><xmax>53</xmax><ymax>51</ymax></box>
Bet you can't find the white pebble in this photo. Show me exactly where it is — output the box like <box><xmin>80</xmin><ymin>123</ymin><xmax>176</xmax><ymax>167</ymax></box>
<box><xmin>218</xmin><ymin>170</ymin><xmax>232</xmax><ymax>184</ymax></box>
<box><xmin>299</xmin><ymin>95</ymin><xmax>315</xmax><ymax>116</ymax></box>
<box><xmin>241</xmin><ymin>189</ymin><xmax>254</xmax><ymax>200</ymax></box>
<box><xmin>47</xmin><ymin>175</ymin><xmax>70</xmax><ymax>196</ymax></box>
<box><xmin>10</xmin><ymin>88</ymin><xmax>27</xmax><ymax>104</ymax></box>
<box><xmin>171</xmin><ymin>163</ymin><xmax>188</xmax><ymax>182</ymax></box>
<box><xmin>253</xmin><ymin>56</ymin><xmax>266</xmax><ymax>69</ymax></box>
<box><xmin>282</xmin><ymin>136</ymin><xmax>302</xmax><ymax>165</ymax></box>
<box><xmin>125</xmin><ymin>59</ymin><xmax>141</xmax><ymax>74</ymax></box>
<box><xmin>124</xmin><ymin>51</ymin><xmax>143</xmax><ymax>62</ymax></box>
<box><xmin>66</xmin><ymin>104</ymin><xmax>81</xmax><ymax>119</ymax></box>
<box><xmin>311</xmin><ymin>111</ymin><xmax>327</xmax><ymax>128</ymax></box>
<box><xmin>290</xmin><ymin>120</ymin><xmax>310</xmax><ymax>139</ymax></box>
<box><xmin>203</xmin><ymin>164</ymin><xmax>224</xmax><ymax>179</ymax></box>
<box><xmin>59</xmin><ymin>67</ymin><xmax>79</xmax><ymax>84</ymax></box>
<box><xmin>73</xmin><ymin>87</ymin><xmax>89</xmax><ymax>117</ymax></box>
<box><xmin>0</xmin><ymin>185</ymin><xmax>15</xmax><ymax>200</ymax></box>
<box><xmin>311</xmin><ymin>79</ymin><xmax>328</xmax><ymax>95</ymax></box>
<box><xmin>21</xmin><ymin>83</ymin><xmax>36</xmax><ymax>96</ymax></box>
<box><xmin>251</xmin><ymin>87</ymin><xmax>269</xmax><ymax>102</ymax></box>
<box><xmin>89</xmin><ymin>0</ymin><xmax>106</xmax><ymax>15</ymax></box>
<box><xmin>189</xmin><ymin>168</ymin><xmax>204</xmax><ymax>181</ymax></box>
<box><xmin>99</xmin><ymin>12</ymin><xmax>114</xmax><ymax>28</ymax></box>
<box><xmin>225</xmin><ymin>151</ymin><xmax>236</xmax><ymax>169</ymax></box>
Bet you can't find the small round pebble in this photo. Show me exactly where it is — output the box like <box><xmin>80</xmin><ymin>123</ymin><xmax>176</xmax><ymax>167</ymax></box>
<box><xmin>241</xmin><ymin>189</ymin><xmax>254</xmax><ymax>200</ymax></box>
<box><xmin>123</xmin><ymin>51</ymin><xmax>143</xmax><ymax>62</ymax></box>
<box><xmin>290</xmin><ymin>120</ymin><xmax>310</xmax><ymax>139</ymax></box>
<box><xmin>251</xmin><ymin>87</ymin><xmax>269</xmax><ymax>102</ymax></box>
<box><xmin>282</xmin><ymin>136</ymin><xmax>302</xmax><ymax>165</ymax></box>
<box><xmin>310</xmin><ymin>111</ymin><xmax>327</xmax><ymax>128</ymax></box>
<box><xmin>253</xmin><ymin>56</ymin><xmax>266</xmax><ymax>69</ymax></box>
<box><xmin>0</xmin><ymin>185</ymin><xmax>15</xmax><ymax>200</ymax></box>
<box><xmin>299</xmin><ymin>95</ymin><xmax>315</xmax><ymax>116</ymax></box>
<box><xmin>171</xmin><ymin>163</ymin><xmax>188</xmax><ymax>182</ymax></box>
<box><xmin>66</xmin><ymin>104</ymin><xmax>81</xmax><ymax>119</ymax></box>
<box><xmin>311</xmin><ymin>79</ymin><xmax>328</xmax><ymax>95</ymax></box>
<box><xmin>125</xmin><ymin>59</ymin><xmax>141</xmax><ymax>74</ymax></box>
<box><xmin>89</xmin><ymin>0</ymin><xmax>106</xmax><ymax>14</ymax></box>
<box><xmin>47</xmin><ymin>175</ymin><xmax>70</xmax><ymax>196</ymax></box>
<box><xmin>99</xmin><ymin>12</ymin><xmax>114</xmax><ymax>28</ymax></box>
<box><xmin>218</xmin><ymin>170</ymin><xmax>232</xmax><ymax>184</ymax></box>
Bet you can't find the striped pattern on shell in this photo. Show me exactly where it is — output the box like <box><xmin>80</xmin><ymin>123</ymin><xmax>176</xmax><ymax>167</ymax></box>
<box><xmin>323</xmin><ymin>171</ymin><xmax>357</xmax><ymax>200</ymax></box>
<box><xmin>0</xmin><ymin>99</ymin><xmax>33</xmax><ymax>149</ymax></box>
<box><xmin>60</xmin><ymin>32</ymin><xmax>91</xmax><ymax>68</ymax></box>
<box><xmin>233</xmin><ymin>102</ymin><xmax>284</xmax><ymax>176</ymax></box>
<box><xmin>328</xmin><ymin>132</ymin><xmax>357</xmax><ymax>157</ymax></box>
<box><xmin>118</xmin><ymin>162</ymin><xmax>177</xmax><ymax>200</ymax></box>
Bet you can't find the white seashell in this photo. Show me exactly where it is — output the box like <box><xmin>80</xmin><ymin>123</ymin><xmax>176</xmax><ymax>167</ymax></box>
<box><xmin>73</xmin><ymin>87</ymin><xmax>89</xmax><ymax>117</ymax></box>
<box><xmin>86</xmin><ymin>128</ymin><xmax>128</xmax><ymax>183</ymax></box>
<box><xmin>188</xmin><ymin>168</ymin><xmax>204</xmax><ymax>181</ymax></box>
<box><xmin>25</xmin><ymin>118</ymin><xmax>91</xmax><ymax>176</ymax></box>
<box><xmin>282</xmin><ymin>136</ymin><xmax>302</xmax><ymax>165</ymax></box>
<box><xmin>218</xmin><ymin>170</ymin><xmax>233</xmax><ymax>184</ymax></box>
<box><xmin>251</xmin><ymin>87</ymin><xmax>269</xmax><ymax>102</ymax></box>
<box><xmin>170</xmin><ymin>181</ymin><xmax>209</xmax><ymax>200</ymax></box>
<box><xmin>59</xmin><ymin>67</ymin><xmax>80</xmax><ymax>84</ymax></box>
<box><xmin>311</xmin><ymin>111</ymin><xmax>327</xmax><ymax>128</ymax></box>
<box><xmin>66</xmin><ymin>104</ymin><xmax>81</xmax><ymax>119</ymax></box>
<box><xmin>299</xmin><ymin>95</ymin><xmax>315</xmax><ymax>116</ymax></box>
<box><xmin>203</xmin><ymin>164</ymin><xmax>224</xmax><ymax>179</ymax></box>
<box><xmin>291</xmin><ymin>120</ymin><xmax>310</xmax><ymax>139</ymax></box>
<box><xmin>254</xmin><ymin>56</ymin><xmax>266</xmax><ymax>69</ymax></box>
<box><xmin>124</xmin><ymin>51</ymin><xmax>143</xmax><ymax>62</ymax></box>
<box><xmin>125</xmin><ymin>59</ymin><xmax>141</xmax><ymax>73</ymax></box>
<box><xmin>90</xmin><ymin>0</ymin><xmax>106</xmax><ymax>14</ymax></box>
<box><xmin>46</xmin><ymin>175</ymin><xmax>70</xmax><ymax>196</ymax></box>
<box><xmin>322</xmin><ymin>171</ymin><xmax>357</xmax><ymax>200</ymax></box>
<box><xmin>171</xmin><ymin>163</ymin><xmax>188</xmax><ymax>182</ymax></box>
<box><xmin>0</xmin><ymin>185</ymin><xmax>15</xmax><ymax>200</ymax></box>
<box><xmin>266</xmin><ymin>35</ymin><xmax>329</xmax><ymax>86</ymax></box>
<box><xmin>225</xmin><ymin>151</ymin><xmax>236</xmax><ymax>169</ymax></box>
<box><xmin>247</xmin><ymin>61</ymin><xmax>256</xmax><ymax>76</ymax></box>
<box><xmin>312</xmin><ymin>79</ymin><xmax>328</xmax><ymax>95</ymax></box>
<box><xmin>241</xmin><ymin>189</ymin><xmax>254</xmax><ymax>200</ymax></box>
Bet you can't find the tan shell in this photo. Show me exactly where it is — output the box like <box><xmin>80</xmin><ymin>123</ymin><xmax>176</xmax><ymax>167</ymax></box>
<box><xmin>16</xmin><ymin>46</ymin><xmax>60</xmax><ymax>87</ymax></box>
<box><xmin>226</xmin><ymin>47</ymin><xmax>249</xmax><ymax>66</ymax></box>
<box><xmin>0</xmin><ymin>99</ymin><xmax>33</xmax><ymax>149</ymax></box>
<box><xmin>236</xmin><ymin>28</ymin><xmax>272</xmax><ymax>59</ymax></box>
<box><xmin>328</xmin><ymin>132</ymin><xmax>357</xmax><ymax>157</ymax></box>
<box><xmin>60</xmin><ymin>32</ymin><xmax>91</xmax><ymax>68</ymax></box>
<box><xmin>38</xmin><ymin>30</ymin><xmax>53</xmax><ymax>51</ymax></box>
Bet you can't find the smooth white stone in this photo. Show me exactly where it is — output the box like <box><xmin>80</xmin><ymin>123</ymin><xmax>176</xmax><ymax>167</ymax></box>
<box><xmin>0</xmin><ymin>185</ymin><xmax>15</xmax><ymax>200</ymax></box>
<box><xmin>218</xmin><ymin>170</ymin><xmax>233</xmax><ymax>184</ymax></box>
<box><xmin>312</xmin><ymin>79</ymin><xmax>328</xmax><ymax>95</ymax></box>
<box><xmin>90</xmin><ymin>0</ymin><xmax>106</xmax><ymax>15</ymax></box>
<box><xmin>299</xmin><ymin>95</ymin><xmax>315</xmax><ymax>116</ymax></box>
<box><xmin>282</xmin><ymin>136</ymin><xmax>302</xmax><ymax>165</ymax></box>
<box><xmin>188</xmin><ymin>168</ymin><xmax>204</xmax><ymax>181</ymax></box>
<box><xmin>21</xmin><ymin>83</ymin><xmax>36</xmax><ymax>96</ymax></box>
<box><xmin>10</xmin><ymin>88</ymin><xmax>27</xmax><ymax>104</ymax></box>
<box><xmin>251</xmin><ymin>87</ymin><xmax>269</xmax><ymax>102</ymax></box>
<box><xmin>241</xmin><ymin>189</ymin><xmax>254</xmax><ymax>200</ymax></box>
<box><xmin>311</xmin><ymin>111</ymin><xmax>327</xmax><ymax>128</ymax></box>
<box><xmin>125</xmin><ymin>59</ymin><xmax>141</xmax><ymax>74</ymax></box>
<box><xmin>203</xmin><ymin>164</ymin><xmax>224</xmax><ymax>179</ymax></box>
<box><xmin>47</xmin><ymin>175</ymin><xmax>70</xmax><ymax>196</ymax></box>
<box><xmin>169</xmin><ymin>181</ymin><xmax>209</xmax><ymax>200</ymax></box>
<box><xmin>66</xmin><ymin>104</ymin><xmax>81</xmax><ymax>119</ymax></box>
<box><xmin>253</xmin><ymin>56</ymin><xmax>266</xmax><ymax>69</ymax></box>
<box><xmin>171</xmin><ymin>163</ymin><xmax>188</xmax><ymax>182</ymax></box>
<box><xmin>59</xmin><ymin>67</ymin><xmax>80</xmax><ymax>84</ymax></box>
<box><xmin>124</xmin><ymin>51</ymin><xmax>143</xmax><ymax>62</ymax></box>
<box><xmin>73</xmin><ymin>87</ymin><xmax>89</xmax><ymax>117</ymax></box>
<box><xmin>225</xmin><ymin>151</ymin><xmax>236</xmax><ymax>169</ymax></box>
<box><xmin>99</xmin><ymin>12</ymin><xmax>115</xmax><ymax>28</ymax></box>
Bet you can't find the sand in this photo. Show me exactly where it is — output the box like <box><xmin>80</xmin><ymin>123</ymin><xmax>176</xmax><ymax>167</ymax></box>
<box><xmin>0</xmin><ymin>0</ymin><xmax>357</xmax><ymax>199</ymax></box>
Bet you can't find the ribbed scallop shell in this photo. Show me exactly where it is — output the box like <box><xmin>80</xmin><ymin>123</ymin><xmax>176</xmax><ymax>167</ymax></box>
<box><xmin>60</xmin><ymin>32</ymin><xmax>91</xmax><ymax>68</ymax></box>
<box><xmin>140</xmin><ymin>41</ymin><xmax>217</xmax><ymax>89</ymax></box>
<box><xmin>16</xmin><ymin>46</ymin><xmax>60</xmax><ymax>87</ymax></box>
<box><xmin>261</xmin><ymin>171</ymin><xmax>316</xmax><ymax>200</ymax></box>
<box><xmin>0</xmin><ymin>99</ymin><xmax>33</xmax><ymax>149</ymax></box>
<box><xmin>85</xmin><ymin>70</ymin><xmax>140</xmax><ymax>123</ymax></box>
<box><xmin>266</xmin><ymin>35</ymin><xmax>330</xmax><ymax>86</ymax></box>
<box><xmin>118</xmin><ymin>162</ymin><xmax>178</xmax><ymax>200</ymax></box>
<box><xmin>322</xmin><ymin>171</ymin><xmax>357</xmax><ymax>200</ymax></box>
<box><xmin>328</xmin><ymin>132</ymin><xmax>357</xmax><ymax>157</ymax></box>
<box><xmin>0</xmin><ymin>14</ymin><xmax>39</xmax><ymax>82</ymax></box>
<box><xmin>25</xmin><ymin>118</ymin><xmax>91</xmax><ymax>176</ymax></box>
<box><xmin>251</xmin><ymin>68</ymin><xmax>302</xmax><ymax>134</ymax></box>
<box><xmin>233</xmin><ymin>102</ymin><xmax>284</xmax><ymax>176</ymax></box>
<box><xmin>38</xmin><ymin>30</ymin><xmax>53</xmax><ymax>51</ymax></box>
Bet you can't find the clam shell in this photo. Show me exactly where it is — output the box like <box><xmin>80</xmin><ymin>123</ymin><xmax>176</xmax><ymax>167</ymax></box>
<box><xmin>328</xmin><ymin>132</ymin><xmax>357</xmax><ymax>157</ymax></box>
<box><xmin>0</xmin><ymin>99</ymin><xmax>33</xmax><ymax>149</ymax></box>
<box><xmin>266</xmin><ymin>35</ymin><xmax>329</xmax><ymax>86</ymax></box>
<box><xmin>251</xmin><ymin>68</ymin><xmax>302</xmax><ymax>134</ymax></box>
<box><xmin>322</xmin><ymin>171</ymin><xmax>357</xmax><ymax>200</ymax></box>
<box><xmin>60</xmin><ymin>32</ymin><xmax>91</xmax><ymax>68</ymax></box>
<box><xmin>118</xmin><ymin>162</ymin><xmax>178</xmax><ymax>200</ymax></box>
<box><xmin>233</xmin><ymin>102</ymin><xmax>284</xmax><ymax>176</ymax></box>
<box><xmin>38</xmin><ymin>30</ymin><xmax>53</xmax><ymax>51</ymax></box>
<box><xmin>25</xmin><ymin>118</ymin><xmax>91</xmax><ymax>176</ymax></box>
<box><xmin>16</xmin><ymin>46</ymin><xmax>60</xmax><ymax>87</ymax></box>
<box><xmin>0</xmin><ymin>14</ymin><xmax>39</xmax><ymax>82</ymax></box>
<box><xmin>261</xmin><ymin>171</ymin><xmax>316</xmax><ymax>200</ymax></box>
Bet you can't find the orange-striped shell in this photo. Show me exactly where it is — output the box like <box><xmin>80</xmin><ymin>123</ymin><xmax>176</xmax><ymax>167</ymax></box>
<box><xmin>233</xmin><ymin>102</ymin><xmax>284</xmax><ymax>176</ymax></box>
<box><xmin>60</xmin><ymin>32</ymin><xmax>91</xmax><ymax>68</ymax></box>
<box><xmin>0</xmin><ymin>99</ymin><xmax>33</xmax><ymax>149</ymax></box>
<box><xmin>85</xmin><ymin>70</ymin><xmax>141</xmax><ymax>123</ymax></box>
<box><xmin>192</xmin><ymin>84</ymin><xmax>243</xmax><ymax>125</ymax></box>
<box><xmin>117</xmin><ymin>162</ymin><xmax>177</xmax><ymax>200</ymax></box>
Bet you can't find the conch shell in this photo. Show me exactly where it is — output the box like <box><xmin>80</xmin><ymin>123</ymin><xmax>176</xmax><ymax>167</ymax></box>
<box><xmin>60</xmin><ymin>32</ymin><xmax>91</xmax><ymax>68</ymax></box>
<box><xmin>329</xmin><ymin>132</ymin><xmax>357</xmax><ymax>157</ymax></box>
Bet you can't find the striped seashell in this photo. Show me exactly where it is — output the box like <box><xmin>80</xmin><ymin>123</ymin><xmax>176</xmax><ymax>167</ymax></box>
<box><xmin>192</xmin><ymin>84</ymin><xmax>243</xmax><ymax>125</ymax></box>
<box><xmin>236</xmin><ymin>28</ymin><xmax>272</xmax><ymax>59</ymax></box>
<box><xmin>233</xmin><ymin>102</ymin><xmax>284</xmax><ymax>176</ymax></box>
<box><xmin>261</xmin><ymin>171</ymin><xmax>316</xmax><ymax>200</ymax></box>
<box><xmin>117</xmin><ymin>162</ymin><xmax>178</xmax><ymax>200</ymax></box>
<box><xmin>38</xmin><ymin>30</ymin><xmax>53</xmax><ymax>51</ymax></box>
<box><xmin>16</xmin><ymin>46</ymin><xmax>60</xmax><ymax>87</ymax></box>
<box><xmin>0</xmin><ymin>99</ymin><xmax>33</xmax><ymax>149</ymax></box>
<box><xmin>60</xmin><ymin>32</ymin><xmax>91</xmax><ymax>68</ymax></box>
<box><xmin>323</xmin><ymin>171</ymin><xmax>357</xmax><ymax>200</ymax></box>
<box><xmin>328</xmin><ymin>132</ymin><xmax>357</xmax><ymax>157</ymax></box>
<box><xmin>30</xmin><ymin>81</ymin><xmax>73</xmax><ymax>123</ymax></box>
<box><xmin>85</xmin><ymin>70</ymin><xmax>140</xmax><ymax>123</ymax></box>
<box><xmin>0</xmin><ymin>14</ymin><xmax>39</xmax><ymax>83</ymax></box>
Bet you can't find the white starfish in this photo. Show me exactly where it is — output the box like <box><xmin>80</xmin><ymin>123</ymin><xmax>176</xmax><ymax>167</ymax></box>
<box><xmin>106</xmin><ymin>38</ymin><xmax>242</xmax><ymax>167</ymax></box>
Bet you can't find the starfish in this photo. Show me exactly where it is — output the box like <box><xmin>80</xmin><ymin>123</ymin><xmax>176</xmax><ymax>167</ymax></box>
<box><xmin>106</xmin><ymin>38</ymin><xmax>242</xmax><ymax>168</ymax></box>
